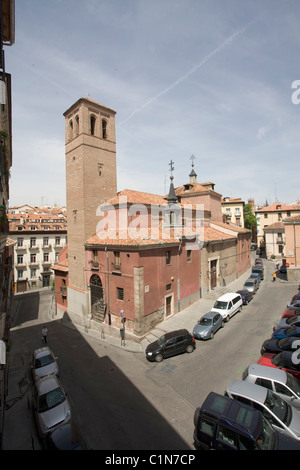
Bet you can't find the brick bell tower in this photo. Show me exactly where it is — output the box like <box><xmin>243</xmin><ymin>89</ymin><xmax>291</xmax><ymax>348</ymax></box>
<box><xmin>63</xmin><ymin>98</ymin><xmax>117</xmax><ymax>322</ymax></box>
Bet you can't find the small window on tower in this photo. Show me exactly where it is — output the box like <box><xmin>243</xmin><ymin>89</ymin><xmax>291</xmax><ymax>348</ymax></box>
<box><xmin>90</xmin><ymin>115</ymin><xmax>96</xmax><ymax>135</ymax></box>
<box><xmin>102</xmin><ymin>119</ymin><xmax>107</xmax><ymax>139</ymax></box>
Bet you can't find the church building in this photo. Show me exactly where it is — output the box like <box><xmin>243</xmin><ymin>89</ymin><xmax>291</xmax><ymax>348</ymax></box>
<box><xmin>52</xmin><ymin>98</ymin><xmax>251</xmax><ymax>340</ymax></box>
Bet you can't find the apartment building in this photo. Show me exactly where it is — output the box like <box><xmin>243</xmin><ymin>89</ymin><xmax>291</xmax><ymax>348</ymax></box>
<box><xmin>221</xmin><ymin>197</ymin><xmax>245</xmax><ymax>227</ymax></box>
<box><xmin>8</xmin><ymin>206</ymin><xmax>67</xmax><ymax>292</ymax></box>
<box><xmin>255</xmin><ymin>202</ymin><xmax>300</xmax><ymax>252</ymax></box>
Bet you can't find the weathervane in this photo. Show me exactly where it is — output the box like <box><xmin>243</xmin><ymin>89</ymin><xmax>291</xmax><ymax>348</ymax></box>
<box><xmin>169</xmin><ymin>159</ymin><xmax>174</xmax><ymax>177</ymax></box>
<box><xmin>190</xmin><ymin>154</ymin><xmax>196</xmax><ymax>168</ymax></box>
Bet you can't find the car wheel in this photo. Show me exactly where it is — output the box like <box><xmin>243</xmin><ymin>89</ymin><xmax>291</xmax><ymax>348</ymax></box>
<box><xmin>225</xmin><ymin>315</ymin><xmax>230</xmax><ymax>322</ymax></box>
<box><xmin>155</xmin><ymin>354</ymin><xmax>163</xmax><ymax>362</ymax></box>
<box><xmin>186</xmin><ymin>344</ymin><xmax>194</xmax><ymax>353</ymax></box>
<box><xmin>210</xmin><ymin>332</ymin><xmax>214</xmax><ymax>339</ymax></box>
<box><xmin>221</xmin><ymin>321</ymin><xmax>225</xmax><ymax>328</ymax></box>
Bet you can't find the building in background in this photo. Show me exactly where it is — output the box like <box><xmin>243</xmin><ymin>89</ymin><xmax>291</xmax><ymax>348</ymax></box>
<box><xmin>255</xmin><ymin>202</ymin><xmax>300</xmax><ymax>255</ymax></box>
<box><xmin>8</xmin><ymin>206</ymin><xmax>67</xmax><ymax>292</ymax></box>
<box><xmin>221</xmin><ymin>197</ymin><xmax>245</xmax><ymax>227</ymax></box>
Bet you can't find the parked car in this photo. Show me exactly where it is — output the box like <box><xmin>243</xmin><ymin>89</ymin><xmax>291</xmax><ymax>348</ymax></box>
<box><xmin>145</xmin><ymin>329</ymin><xmax>195</xmax><ymax>362</ymax></box>
<box><xmin>272</xmin><ymin>326</ymin><xmax>300</xmax><ymax>340</ymax></box>
<box><xmin>193</xmin><ymin>311</ymin><xmax>224</xmax><ymax>340</ymax></box>
<box><xmin>236</xmin><ymin>289</ymin><xmax>253</xmax><ymax>305</ymax></box>
<box><xmin>32</xmin><ymin>374</ymin><xmax>71</xmax><ymax>438</ymax></box>
<box><xmin>250</xmin><ymin>272</ymin><xmax>261</xmax><ymax>285</ymax></box>
<box><xmin>193</xmin><ymin>391</ymin><xmax>300</xmax><ymax>450</ymax></box>
<box><xmin>242</xmin><ymin>278</ymin><xmax>258</xmax><ymax>294</ymax></box>
<box><xmin>258</xmin><ymin>351</ymin><xmax>300</xmax><ymax>380</ymax></box>
<box><xmin>282</xmin><ymin>309</ymin><xmax>298</xmax><ymax>318</ymax></box>
<box><xmin>261</xmin><ymin>336</ymin><xmax>300</xmax><ymax>355</ymax></box>
<box><xmin>251</xmin><ymin>266</ymin><xmax>264</xmax><ymax>280</ymax></box>
<box><xmin>225</xmin><ymin>380</ymin><xmax>300</xmax><ymax>440</ymax></box>
<box><xmin>280</xmin><ymin>265</ymin><xmax>287</xmax><ymax>273</ymax></box>
<box><xmin>31</xmin><ymin>347</ymin><xmax>59</xmax><ymax>382</ymax></box>
<box><xmin>273</xmin><ymin>315</ymin><xmax>300</xmax><ymax>331</ymax></box>
<box><xmin>287</xmin><ymin>301</ymin><xmax>300</xmax><ymax>311</ymax></box>
<box><xmin>211</xmin><ymin>293</ymin><xmax>242</xmax><ymax>322</ymax></box>
<box><xmin>243</xmin><ymin>363</ymin><xmax>300</xmax><ymax>410</ymax></box>
<box><xmin>43</xmin><ymin>421</ymin><xmax>87</xmax><ymax>450</ymax></box>
<box><xmin>255</xmin><ymin>258</ymin><xmax>263</xmax><ymax>266</ymax></box>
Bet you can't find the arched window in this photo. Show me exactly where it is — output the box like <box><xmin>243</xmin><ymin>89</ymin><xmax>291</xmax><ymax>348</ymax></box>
<box><xmin>68</xmin><ymin>120</ymin><xmax>73</xmax><ymax>141</ymax></box>
<box><xmin>75</xmin><ymin>115</ymin><xmax>79</xmax><ymax>135</ymax></box>
<box><xmin>102</xmin><ymin>119</ymin><xmax>107</xmax><ymax>139</ymax></box>
<box><xmin>90</xmin><ymin>115</ymin><xmax>96</xmax><ymax>136</ymax></box>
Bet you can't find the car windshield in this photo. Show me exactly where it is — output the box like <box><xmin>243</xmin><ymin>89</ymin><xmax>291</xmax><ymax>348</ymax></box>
<box><xmin>286</xmin><ymin>373</ymin><xmax>300</xmax><ymax>398</ymax></box>
<box><xmin>277</xmin><ymin>338</ymin><xmax>294</xmax><ymax>348</ymax></box>
<box><xmin>157</xmin><ymin>335</ymin><xmax>166</xmax><ymax>346</ymax></box>
<box><xmin>38</xmin><ymin>387</ymin><xmax>66</xmax><ymax>413</ymax></box>
<box><xmin>35</xmin><ymin>354</ymin><xmax>55</xmax><ymax>369</ymax></box>
<box><xmin>287</xmin><ymin>316</ymin><xmax>299</xmax><ymax>325</ymax></box>
<box><xmin>213</xmin><ymin>301</ymin><xmax>227</xmax><ymax>310</ymax></box>
<box><xmin>244</xmin><ymin>282</ymin><xmax>254</xmax><ymax>287</ymax></box>
<box><xmin>256</xmin><ymin>416</ymin><xmax>277</xmax><ymax>450</ymax></box>
<box><xmin>199</xmin><ymin>318</ymin><xmax>212</xmax><ymax>326</ymax></box>
<box><xmin>264</xmin><ymin>389</ymin><xmax>291</xmax><ymax>426</ymax></box>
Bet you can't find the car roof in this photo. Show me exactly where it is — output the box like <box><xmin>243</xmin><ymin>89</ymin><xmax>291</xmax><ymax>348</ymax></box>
<box><xmin>201</xmin><ymin>311</ymin><xmax>220</xmax><ymax>319</ymax></box>
<box><xmin>215</xmin><ymin>293</ymin><xmax>241</xmax><ymax>301</ymax></box>
<box><xmin>35</xmin><ymin>374</ymin><xmax>61</xmax><ymax>394</ymax></box>
<box><xmin>246</xmin><ymin>363</ymin><xmax>287</xmax><ymax>383</ymax></box>
<box><xmin>164</xmin><ymin>329</ymin><xmax>189</xmax><ymax>339</ymax></box>
<box><xmin>201</xmin><ymin>392</ymin><xmax>262</xmax><ymax>438</ymax></box>
<box><xmin>227</xmin><ymin>380</ymin><xmax>268</xmax><ymax>403</ymax></box>
<box><xmin>244</xmin><ymin>278</ymin><xmax>255</xmax><ymax>283</ymax></box>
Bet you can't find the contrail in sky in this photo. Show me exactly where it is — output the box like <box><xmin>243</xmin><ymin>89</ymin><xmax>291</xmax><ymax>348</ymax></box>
<box><xmin>120</xmin><ymin>19</ymin><xmax>255</xmax><ymax>126</ymax></box>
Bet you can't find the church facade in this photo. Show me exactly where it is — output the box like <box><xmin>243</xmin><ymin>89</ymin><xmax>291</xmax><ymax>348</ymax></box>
<box><xmin>52</xmin><ymin>98</ymin><xmax>251</xmax><ymax>339</ymax></box>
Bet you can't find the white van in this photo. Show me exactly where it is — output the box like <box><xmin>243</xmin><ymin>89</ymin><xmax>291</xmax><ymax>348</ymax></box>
<box><xmin>243</xmin><ymin>363</ymin><xmax>300</xmax><ymax>410</ymax></box>
<box><xmin>211</xmin><ymin>293</ymin><xmax>242</xmax><ymax>322</ymax></box>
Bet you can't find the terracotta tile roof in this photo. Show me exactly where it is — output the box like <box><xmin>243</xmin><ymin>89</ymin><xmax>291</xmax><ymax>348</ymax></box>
<box><xmin>203</xmin><ymin>226</ymin><xmax>236</xmax><ymax>241</ymax></box>
<box><xmin>102</xmin><ymin>189</ymin><xmax>168</xmax><ymax>207</ymax></box>
<box><xmin>256</xmin><ymin>202</ymin><xmax>300</xmax><ymax>212</ymax></box>
<box><xmin>86</xmin><ymin>227</ymin><xmax>181</xmax><ymax>248</ymax></box>
<box><xmin>264</xmin><ymin>222</ymin><xmax>285</xmax><ymax>230</ymax></box>
<box><xmin>210</xmin><ymin>221</ymin><xmax>250</xmax><ymax>234</ymax></box>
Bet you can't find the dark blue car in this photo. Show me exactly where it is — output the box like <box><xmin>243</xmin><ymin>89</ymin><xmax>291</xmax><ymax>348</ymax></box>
<box><xmin>261</xmin><ymin>336</ymin><xmax>300</xmax><ymax>355</ymax></box>
<box><xmin>272</xmin><ymin>326</ymin><xmax>300</xmax><ymax>340</ymax></box>
<box><xmin>236</xmin><ymin>289</ymin><xmax>253</xmax><ymax>305</ymax></box>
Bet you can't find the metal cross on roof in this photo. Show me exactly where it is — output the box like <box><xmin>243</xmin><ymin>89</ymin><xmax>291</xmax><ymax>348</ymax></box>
<box><xmin>169</xmin><ymin>160</ymin><xmax>174</xmax><ymax>176</ymax></box>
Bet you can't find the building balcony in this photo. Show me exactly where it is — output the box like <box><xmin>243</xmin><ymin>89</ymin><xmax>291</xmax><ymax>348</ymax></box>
<box><xmin>42</xmin><ymin>244</ymin><xmax>52</xmax><ymax>250</ymax></box>
<box><xmin>29</xmin><ymin>245</ymin><xmax>40</xmax><ymax>251</ymax></box>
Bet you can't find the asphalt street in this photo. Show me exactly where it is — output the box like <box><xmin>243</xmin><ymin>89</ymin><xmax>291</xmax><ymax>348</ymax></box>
<box><xmin>2</xmin><ymin>255</ymin><xmax>299</xmax><ymax>452</ymax></box>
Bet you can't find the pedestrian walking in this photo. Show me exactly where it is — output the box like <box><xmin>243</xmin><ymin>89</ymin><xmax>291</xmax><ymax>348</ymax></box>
<box><xmin>42</xmin><ymin>326</ymin><xmax>48</xmax><ymax>344</ymax></box>
<box><xmin>272</xmin><ymin>272</ymin><xmax>277</xmax><ymax>282</ymax></box>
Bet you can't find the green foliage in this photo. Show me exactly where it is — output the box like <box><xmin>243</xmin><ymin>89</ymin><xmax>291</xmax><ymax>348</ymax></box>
<box><xmin>244</xmin><ymin>203</ymin><xmax>257</xmax><ymax>233</ymax></box>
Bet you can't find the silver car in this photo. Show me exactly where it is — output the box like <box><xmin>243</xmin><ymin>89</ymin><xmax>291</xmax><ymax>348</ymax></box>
<box><xmin>242</xmin><ymin>278</ymin><xmax>258</xmax><ymax>294</ymax></box>
<box><xmin>31</xmin><ymin>347</ymin><xmax>59</xmax><ymax>382</ymax></box>
<box><xmin>287</xmin><ymin>301</ymin><xmax>300</xmax><ymax>311</ymax></box>
<box><xmin>33</xmin><ymin>375</ymin><xmax>71</xmax><ymax>438</ymax></box>
<box><xmin>193</xmin><ymin>311</ymin><xmax>224</xmax><ymax>340</ymax></box>
<box><xmin>273</xmin><ymin>315</ymin><xmax>300</xmax><ymax>332</ymax></box>
<box><xmin>226</xmin><ymin>380</ymin><xmax>300</xmax><ymax>440</ymax></box>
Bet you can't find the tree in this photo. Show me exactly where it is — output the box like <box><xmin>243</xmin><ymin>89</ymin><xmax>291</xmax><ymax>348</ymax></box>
<box><xmin>244</xmin><ymin>203</ymin><xmax>257</xmax><ymax>240</ymax></box>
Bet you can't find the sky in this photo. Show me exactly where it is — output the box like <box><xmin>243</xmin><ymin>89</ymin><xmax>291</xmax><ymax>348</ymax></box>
<box><xmin>4</xmin><ymin>0</ymin><xmax>300</xmax><ymax>208</ymax></box>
